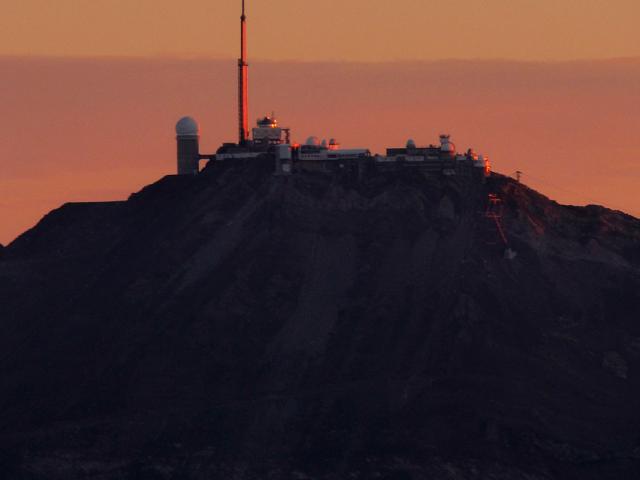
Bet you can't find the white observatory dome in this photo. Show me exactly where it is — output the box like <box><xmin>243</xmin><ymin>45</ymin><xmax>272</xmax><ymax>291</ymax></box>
<box><xmin>440</xmin><ymin>134</ymin><xmax>455</xmax><ymax>153</ymax></box>
<box><xmin>406</xmin><ymin>139</ymin><xmax>416</xmax><ymax>149</ymax></box>
<box><xmin>305</xmin><ymin>136</ymin><xmax>320</xmax><ymax>146</ymax></box>
<box><xmin>176</xmin><ymin>116</ymin><xmax>200</xmax><ymax>137</ymax></box>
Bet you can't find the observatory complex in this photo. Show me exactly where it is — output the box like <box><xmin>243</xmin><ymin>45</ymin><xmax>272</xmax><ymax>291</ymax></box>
<box><xmin>175</xmin><ymin>0</ymin><xmax>491</xmax><ymax>180</ymax></box>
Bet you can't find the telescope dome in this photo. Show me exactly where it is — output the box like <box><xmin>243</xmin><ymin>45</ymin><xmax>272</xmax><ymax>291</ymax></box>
<box><xmin>176</xmin><ymin>116</ymin><xmax>199</xmax><ymax>136</ymax></box>
<box><xmin>440</xmin><ymin>134</ymin><xmax>455</xmax><ymax>153</ymax></box>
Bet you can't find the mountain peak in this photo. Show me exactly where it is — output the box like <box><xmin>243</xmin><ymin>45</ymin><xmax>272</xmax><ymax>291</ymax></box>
<box><xmin>1</xmin><ymin>163</ymin><xmax>639</xmax><ymax>478</ymax></box>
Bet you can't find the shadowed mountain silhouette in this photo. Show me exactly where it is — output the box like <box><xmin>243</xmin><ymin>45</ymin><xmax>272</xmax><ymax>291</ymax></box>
<box><xmin>1</xmin><ymin>161</ymin><xmax>639</xmax><ymax>479</ymax></box>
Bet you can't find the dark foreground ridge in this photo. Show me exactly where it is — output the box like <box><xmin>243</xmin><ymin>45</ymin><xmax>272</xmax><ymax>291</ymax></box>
<box><xmin>1</xmin><ymin>161</ymin><xmax>640</xmax><ymax>479</ymax></box>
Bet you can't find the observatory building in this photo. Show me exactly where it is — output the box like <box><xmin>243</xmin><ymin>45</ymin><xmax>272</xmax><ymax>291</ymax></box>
<box><xmin>175</xmin><ymin>117</ymin><xmax>200</xmax><ymax>175</ymax></box>
<box><xmin>174</xmin><ymin>0</ymin><xmax>491</xmax><ymax>180</ymax></box>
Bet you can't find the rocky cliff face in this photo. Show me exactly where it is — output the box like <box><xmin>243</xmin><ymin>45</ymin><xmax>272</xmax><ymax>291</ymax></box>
<box><xmin>1</xmin><ymin>161</ymin><xmax>639</xmax><ymax>479</ymax></box>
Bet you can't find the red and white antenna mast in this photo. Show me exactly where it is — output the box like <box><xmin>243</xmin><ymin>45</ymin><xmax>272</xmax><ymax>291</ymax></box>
<box><xmin>238</xmin><ymin>0</ymin><xmax>249</xmax><ymax>144</ymax></box>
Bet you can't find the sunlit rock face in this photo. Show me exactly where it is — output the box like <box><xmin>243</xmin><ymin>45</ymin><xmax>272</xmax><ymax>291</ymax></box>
<box><xmin>1</xmin><ymin>161</ymin><xmax>639</xmax><ymax>479</ymax></box>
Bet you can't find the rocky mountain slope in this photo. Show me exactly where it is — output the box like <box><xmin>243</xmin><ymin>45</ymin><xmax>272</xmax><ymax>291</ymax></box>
<box><xmin>1</xmin><ymin>160</ymin><xmax>640</xmax><ymax>479</ymax></box>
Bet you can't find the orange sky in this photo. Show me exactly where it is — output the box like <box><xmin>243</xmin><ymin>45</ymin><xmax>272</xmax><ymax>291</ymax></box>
<box><xmin>3</xmin><ymin>0</ymin><xmax>640</xmax><ymax>61</ymax></box>
<box><xmin>1</xmin><ymin>1</ymin><xmax>640</xmax><ymax>244</ymax></box>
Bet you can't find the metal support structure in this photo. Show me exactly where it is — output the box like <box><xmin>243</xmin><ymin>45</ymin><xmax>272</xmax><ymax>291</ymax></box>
<box><xmin>485</xmin><ymin>193</ymin><xmax>508</xmax><ymax>246</ymax></box>
<box><xmin>515</xmin><ymin>171</ymin><xmax>523</xmax><ymax>183</ymax></box>
<box><xmin>238</xmin><ymin>0</ymin><xmax>249</xmax><ymax>144</ymax></box>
